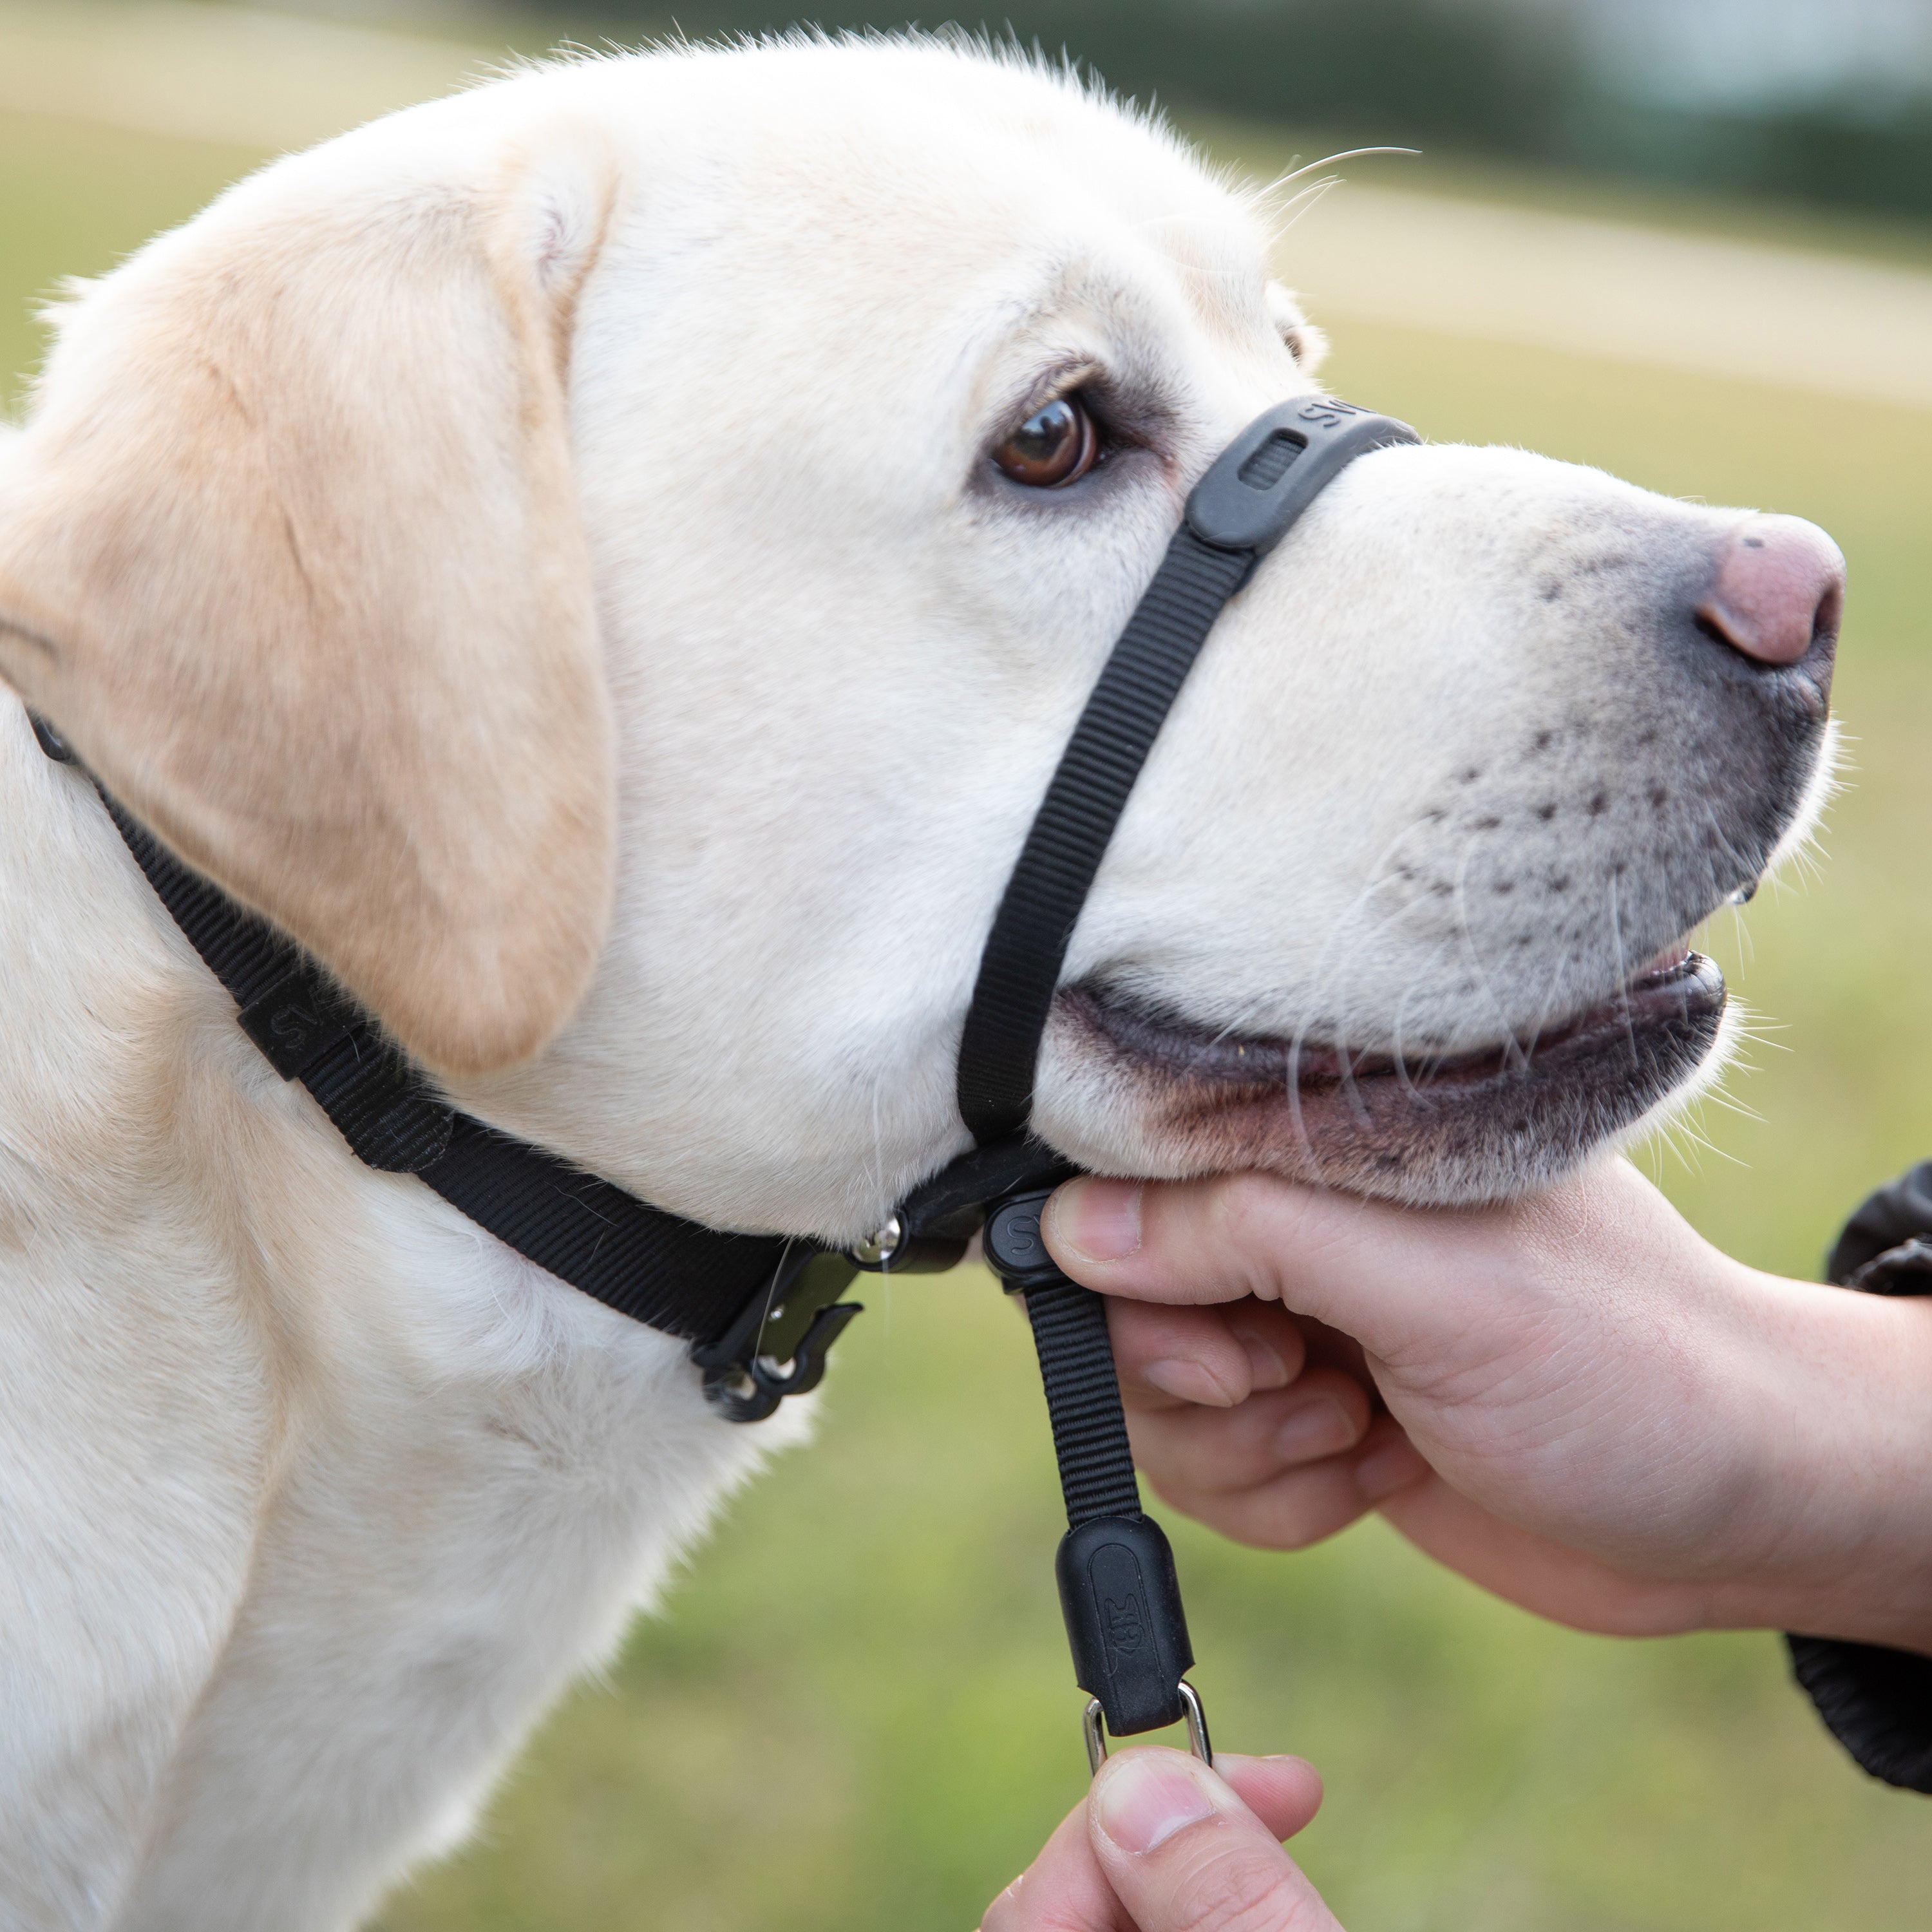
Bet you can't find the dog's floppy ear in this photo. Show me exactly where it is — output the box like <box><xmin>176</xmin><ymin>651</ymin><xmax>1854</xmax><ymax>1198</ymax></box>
<box><xmin>0</xmin><ymin>124</ymin><xmax>619</xmax><ymax>1077</ymax></box>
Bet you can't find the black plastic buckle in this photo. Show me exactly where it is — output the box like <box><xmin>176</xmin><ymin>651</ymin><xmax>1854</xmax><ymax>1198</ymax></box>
<box><xmin>888</xmin><ymin>1137</ymin><xmax>1077</xmax><ymax>1250</ymax></box>
<box><xmin>694</xmin><ymin>1244</ymin><xmax>865</xmax><ymax>1423</ymax></box>
<box><xmin>699</xmin><ymin>1137</ymin><xmax>1051</xmax><ymax>1423</ymax></box>
<box><xmin>1185</xmin><ymin>396</ymin><xmax>1419</xmax><ymax>557</ymax></box>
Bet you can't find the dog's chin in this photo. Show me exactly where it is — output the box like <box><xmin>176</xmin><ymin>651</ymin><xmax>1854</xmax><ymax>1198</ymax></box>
<box><xmin>1052</xmin><ymin>951</ymin><xmax>1727</xmax><ymax>1206</ymax></box>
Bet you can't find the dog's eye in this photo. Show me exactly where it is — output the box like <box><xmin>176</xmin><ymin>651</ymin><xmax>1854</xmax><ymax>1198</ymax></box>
<box><xmin>992</xmin><ymin>396</ymin><xmax>1099</xmax><ymax>488</ymax></box>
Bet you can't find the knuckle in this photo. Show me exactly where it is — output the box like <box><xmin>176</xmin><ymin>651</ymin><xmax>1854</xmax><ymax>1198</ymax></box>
<box><xmin>1238</xmin><ymin>1470</ymin><xmax>1372</xmax><ymax>1551</ymax></box>
<box><xmin>1175</xmin><ymin>1848</ymin><xmax>1302</xmax><ymax>1932</ymax></box>
<box><xmin>1206</xmin><ymin>1176</ymin><xmax>1298</xmax><ymax>1298</ymax></box>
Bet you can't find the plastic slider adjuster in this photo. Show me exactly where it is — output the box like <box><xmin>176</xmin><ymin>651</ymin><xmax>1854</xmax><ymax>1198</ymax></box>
<box><xmin>1185</xmin><ymin>397</ymin><xmax>1420</xmax><ymax>558</ymax></box>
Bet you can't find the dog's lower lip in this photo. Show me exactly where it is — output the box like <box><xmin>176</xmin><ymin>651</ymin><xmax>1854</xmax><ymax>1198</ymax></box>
<box><xmin>1068</xmin><ymin>949</ymin><xmax>1725</xmax><ymax>1095</ymax></box>
<box><xmin>1634</xmin><ymin>940</ymin><xmax>1691</xmax><ymax>981</ymax></box>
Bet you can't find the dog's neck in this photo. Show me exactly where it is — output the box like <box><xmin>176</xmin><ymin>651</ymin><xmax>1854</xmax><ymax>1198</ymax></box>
<box><xmin>0</xmin><ymin>703</ymin><xmax>242</xmax><ymax>1180</ymax></box>
<box><xmin>1</xmin><ymin>699</ymin><xmax>502</xmax><ymax>1363</ymax></box>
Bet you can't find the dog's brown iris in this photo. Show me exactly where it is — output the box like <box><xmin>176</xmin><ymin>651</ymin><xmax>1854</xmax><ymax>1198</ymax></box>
<box><xmin>993</xmin><ymin>395</ymin><xmax>1098</xmax><ymax>488</ymax></box>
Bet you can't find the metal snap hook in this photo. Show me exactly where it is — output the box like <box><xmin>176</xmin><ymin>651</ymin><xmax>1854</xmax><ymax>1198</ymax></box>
<box><xmin>1083</xmin><ymin>1680</ymin><xmax>1213</xmax><ymax>1778</ymax></box>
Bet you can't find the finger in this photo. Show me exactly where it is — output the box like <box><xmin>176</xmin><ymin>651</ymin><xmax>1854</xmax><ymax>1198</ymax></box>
<box><xmin>1088</xmin><ymin>1748</ymin><xmax>1345</xmax><ymax>1931</ymax></box>
<box><xmin>1140</xmin><ymin>1416</ymin><xmax>1429</xmax><ymax>1551</ymax></box>
<box><xmin>1290</xmin><ymin>1313</ymin><xmax>1372</xmax><ymax>1388</ymax></box>
<box><xmin>1108</xmin><ymin>1298</ymin><xmax>1306</xmax><ymax>1411</ymax></box>
<box><xmin>981</xmin><ymin>1790</ymin><xmax>1127</xmax><ymax>1932</ymax></box>
<box><xmin>1207</xmin><ymin>1754</ymin><xmax>1324</xmax><ymax>1842</ymax></box>
<box><xmin>1222</xmin><ymin>1302</ymin><xmax>1309</xmax><ymax>1399</ymax></box>
<box><xmin>1124</xmin><ymin>1370</ymin><xmax>1374</xmax><ymax>1493</ymax></box>
<box><xmin>977</xmin><ymin>1756</ymin><xmax>1325</xmax><ymax>1932</ymax></box>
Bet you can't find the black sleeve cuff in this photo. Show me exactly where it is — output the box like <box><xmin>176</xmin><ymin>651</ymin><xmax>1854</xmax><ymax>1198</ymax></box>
<box><xmin>1787</xmin><ymin>1634</ymin><xmax>1932</xmax><ymax>1793</ymax></box>
<box><xmin>1826</xmin><ymin>1159</ymin><xmax>1932</xmax><ymax>1292</ymax></box>
<box><xmin>1785</xmin><ymin>1159</ymin><xmax>1932</xmax><ymax>1793</ymax></box>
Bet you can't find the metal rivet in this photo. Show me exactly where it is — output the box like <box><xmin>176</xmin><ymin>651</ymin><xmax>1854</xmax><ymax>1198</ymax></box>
<box><xmin>850</xmin><ymin>1214</ymin><xmax>904</xmax><ymax>1267</ymax></box>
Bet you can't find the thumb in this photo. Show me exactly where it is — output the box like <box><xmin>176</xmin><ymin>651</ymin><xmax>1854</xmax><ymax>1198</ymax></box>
<box><xmin>1088</xmin><ymin>1749</ymin><xmax>1343</xmax><ymax>1931</ymax></box>
<box><xmin>1041</xmin><ymin>1166</ymin><xmax>1611</xmax><ymax>1364</ymax></box>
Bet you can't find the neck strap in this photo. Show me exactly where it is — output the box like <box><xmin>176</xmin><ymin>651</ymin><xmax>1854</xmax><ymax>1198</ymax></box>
<box><xmin>29</xmin><ymin>713</ymin><xmax>857</xmax><ymax>1424</ymax></box>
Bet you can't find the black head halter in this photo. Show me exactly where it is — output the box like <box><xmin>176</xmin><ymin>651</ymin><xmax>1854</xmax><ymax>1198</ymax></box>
<box><xmin>28</xmin><ymin>388</ymin><xmax>1416</xmax><ymax>1774</ymax></box>
<box><xmin>851</xmin><ymin>394</ymin><xmax>1419</xmax><ymax>1762</ymax></box>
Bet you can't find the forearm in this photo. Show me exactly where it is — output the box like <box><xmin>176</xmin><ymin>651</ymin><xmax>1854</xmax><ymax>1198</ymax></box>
<box><xmin>1698</xmin><ymin>1276</ymin><xmax>1932</xmax><ymax>1654</ymax></box>
<box><xmin>1376</xmin><ymin>1258</ymin><xmax>1932</xmax><ymax>1651</ymax></box>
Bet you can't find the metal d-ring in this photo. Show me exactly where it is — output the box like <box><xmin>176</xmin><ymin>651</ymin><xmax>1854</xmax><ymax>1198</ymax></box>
<box><xmin>1083</xmin><ymin>1681</ymin><xmax>1213</xmax><ymax>1778</ymax></box>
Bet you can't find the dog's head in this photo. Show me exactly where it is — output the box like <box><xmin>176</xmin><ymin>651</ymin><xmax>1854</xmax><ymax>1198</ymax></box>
<box><xmin>0</xmin><ymin>39</ymin><xmax>1840</xmax><ymax>1236</ymax></box>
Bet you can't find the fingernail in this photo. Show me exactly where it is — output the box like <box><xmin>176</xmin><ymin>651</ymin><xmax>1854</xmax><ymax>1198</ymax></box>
<box><xmin>1092</xmin><ymin>1752</ymin><xmax>1218</xmax><ymax>1855</ymax></box>
<box><xmin>1051</xmin><ymin>1178</ymin><xmax>1143</xmax><ymax>1264</ymax></box>
<box><xmin>1142</xmin><ymin>1358</ymin><xmax>1236</xmax><ymax>1405</ymax></box>
<box><xmin>1274</xmin><ymin>1397</ymin><xmax>1352</xmax><ymax>1462</ymax></box>
<box><xmin>1356</xmin><ymin>1437</ymin><xmax>1427</xmax><ymax>1501</ymax></box>
<box><xmin>1227</xmin><ymin>1321</ymin><xmax>1289</xmax><ymax>1390</ymax></box>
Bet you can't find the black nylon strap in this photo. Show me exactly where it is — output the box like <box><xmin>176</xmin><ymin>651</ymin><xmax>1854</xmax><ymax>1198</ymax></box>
<box><xmin>35</xmin><ymin>716</ymin><xmax>792</xmax><ymax>1354</ymax></box>
<box><xmin>102</xmin><ymin>795</ymin><xmax>457</xmax><ymax>1174</ymax></box>
<box><xmin>982</xmin><ymin>1192</ymin><xmax>1194</xmax><ymax>1736</ymax></box>
<box><xmin>956</xmin><ymin>531</ymin><xmax>1252</xmax><ymax>1144</ymax></box>
<box><xmin>1022</xmin><ymin>1281</ymin><xmax>1145</xmax><ymax>1524</ymax></box>
<box><xmin>419</xmin><ymin>1115</ymin><xmax>789</xmax><ymax>1342</ymax></box>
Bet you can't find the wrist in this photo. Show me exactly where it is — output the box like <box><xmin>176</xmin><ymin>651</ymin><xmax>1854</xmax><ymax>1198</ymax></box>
<box><xmin>1703</xmin><ymin>1277</ymin><xmax>1932</xmax><ymax>1653</ymax></box>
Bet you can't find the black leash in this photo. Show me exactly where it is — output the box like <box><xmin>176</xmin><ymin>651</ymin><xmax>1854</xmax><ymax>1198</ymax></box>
<box><xmin>30</xmin><ymin>389</ymin><xmax>1416</xmax><ymax>1774</ymax></box>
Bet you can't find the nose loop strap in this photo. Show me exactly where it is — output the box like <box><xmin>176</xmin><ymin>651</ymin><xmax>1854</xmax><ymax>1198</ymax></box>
<box><xmin>954</xmin><ymin>533</ymin><xmax>1253</xmax><ymax>1144</ymax></box>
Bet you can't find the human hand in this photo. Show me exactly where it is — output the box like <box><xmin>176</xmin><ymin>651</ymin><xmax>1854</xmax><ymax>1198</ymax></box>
<box><xmin>981</xmin><ymin>1747</ymin><xmax>1335</xmax><ymax>1932</ymax></box>
<box><xmin>1043</xmin><ymin>1159</ymin><xmax>1932</xmax><ymax>1652</ymax></box>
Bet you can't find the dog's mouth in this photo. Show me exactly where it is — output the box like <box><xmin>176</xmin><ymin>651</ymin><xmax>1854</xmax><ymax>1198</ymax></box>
<box><xmin>1061</xmin><ymin>944</ymin><xmax>1726</xmax><ymax>1204</ymax></box>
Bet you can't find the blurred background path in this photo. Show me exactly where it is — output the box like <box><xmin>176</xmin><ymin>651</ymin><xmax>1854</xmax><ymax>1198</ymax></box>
<box><xmin>7</xmin><ymin>0</ymin><xmax>1932</xmax><ymax>406</ymax></box>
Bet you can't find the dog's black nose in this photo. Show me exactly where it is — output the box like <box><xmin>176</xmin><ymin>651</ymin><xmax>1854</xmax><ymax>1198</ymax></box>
<box><xmin>1696</xmin><ymin>515</ymin><xmax>1844</xmax><ymax>670</ymax></box>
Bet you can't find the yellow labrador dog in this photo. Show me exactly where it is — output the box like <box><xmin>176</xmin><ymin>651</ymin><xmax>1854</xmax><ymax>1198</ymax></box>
<box><xmin>0</xmin><ymin>35</ymin><xmax>1841</xmax><ymax>1931</ymax></box>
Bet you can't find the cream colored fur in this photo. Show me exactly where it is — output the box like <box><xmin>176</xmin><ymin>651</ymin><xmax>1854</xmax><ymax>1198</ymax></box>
<box><xmin>0</xmin><ymin>37</ymin><xmax>1828</xmax><ymax>1930</ymax></box>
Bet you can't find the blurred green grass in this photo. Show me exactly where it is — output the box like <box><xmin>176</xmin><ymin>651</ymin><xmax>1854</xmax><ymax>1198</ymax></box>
<box><xmin>5</xmin><ymin>86</ymin><xmax>1931</xmax><ymax>1932</ymax></box>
